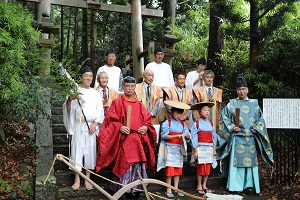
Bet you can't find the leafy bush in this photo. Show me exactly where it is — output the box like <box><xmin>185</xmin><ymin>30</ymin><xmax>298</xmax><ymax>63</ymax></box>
<box><xmin>0</xmin><ymin>2</ymin><xmax>43</xmax><ymax>125</ymax></box>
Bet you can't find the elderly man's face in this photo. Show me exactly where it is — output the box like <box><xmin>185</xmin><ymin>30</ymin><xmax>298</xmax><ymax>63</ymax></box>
<box><xmin>143</xmin><ymin>71</ymin><xmax>154</xmax><ymax>85</ymax></box>
<box><xmin>203</xmin><ymin>73</ymin><xmax>214</xmax><ymax>86</ymax></box>
<box><xmin>175</xmin><ymin>74</ymin><xmax>186</xmax><ymax>89</ymax></box>
<box><xmin>106</xmin><ymin>53</ymin><xmax>116</xmax><ymax>66</ymax></box>
<box><xmin>123</xmin><ymin>83</ymin><xmax>136</xmax><ymax>96</ymax></box>
<box><xmin>154</xmin><ymin>52</ymin><xmax>164</xmax><ymax>64</ymax></box>
<box><xmin>98</xmin><ymin>74</ymin><xmax>109</xmax><ymax>88</ymax></box>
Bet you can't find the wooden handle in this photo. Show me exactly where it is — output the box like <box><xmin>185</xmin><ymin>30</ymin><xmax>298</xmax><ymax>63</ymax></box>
<box><xmin>126</xmin><ymin>105</ymin><xmax>132</xmax><ymax>128</ymax></box>
<box><xmin>235</xmin><ymin>108</ymin><xmax>240</xmax><ymax>127</ymax></box>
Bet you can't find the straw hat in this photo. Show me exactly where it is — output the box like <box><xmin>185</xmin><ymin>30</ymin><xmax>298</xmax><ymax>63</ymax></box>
<box><xmin>190</xmin><ymin>102</ymin><xmax>215</xmax><ymax>110</ymax></box>
<box><xmin>164</xmin><ymin>100</ymin><xmax>191</xmax><ymax>110</ymax></box>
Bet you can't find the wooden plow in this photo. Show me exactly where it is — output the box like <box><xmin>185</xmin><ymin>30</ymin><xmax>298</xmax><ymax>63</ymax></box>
<box><xmin>45</xmin><ymin>154</ymin><xmax>206</xmax><ymax>200</ymax></box>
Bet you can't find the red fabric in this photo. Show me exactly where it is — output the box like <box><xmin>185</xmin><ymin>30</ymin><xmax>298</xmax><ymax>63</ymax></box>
<box><xmin>96</xmin><ymin>95</ymin><xmax>156</xmax><ymax>178</ymax></box>
<box><xmin>197</xmin><ymin>164</ymin><xmax>211</xmax><ymax>176</ymax></box>
<box><xmin>197</xmin><ymin>131</ymin><xmax>213</xmax><ymax>143</ymax></box>
<box><xmin>165</xmin><ymin>166</ymin><xmax>183</xmax><ymax>176</ymax></box>
<box><xmin>166</xmin><ymin>132</ymin><xmax>182</xmax><ymax>144</ymax></box>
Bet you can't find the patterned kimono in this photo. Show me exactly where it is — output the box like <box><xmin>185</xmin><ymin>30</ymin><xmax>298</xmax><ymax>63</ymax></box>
<box><xmin>190</xmin><ymin>118</ymin><xmax>217</xmax><ymax>175</ymax></box>
<box><xmin>157</xmin><ymin>117</ymin><xmax>190</xmax><ymax>175</ymax></box>
<box><xmin>217</xmin><ymin>98</ymin><xmax>274</xmax><ymax>193</ymax></box>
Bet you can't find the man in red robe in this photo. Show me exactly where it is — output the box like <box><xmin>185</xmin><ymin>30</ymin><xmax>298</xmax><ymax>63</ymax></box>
<box><xmin>96</xmin><ymin>76</ymin><xmax>156</xmax><ymax>196</ymax></box>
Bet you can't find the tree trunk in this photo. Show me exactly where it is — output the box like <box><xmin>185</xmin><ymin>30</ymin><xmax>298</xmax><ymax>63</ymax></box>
<box><xmin>66</xmin><ymin>7</ymin><xmax>72</xmax><ymax>58</ymax></box>
<box><xmin>60</xmin><ymin>6</ymin><xmax>64</xmax><ymax>61</ymax></box>
<box><xmin>81</xmin><ymin>8</ymin><xmax>89</xmax><ymax>66</ymax></box>
<box><xmin>90</xmin><ymin>10</ymin><xmax>97</xmax><ymax>86</ymax></box>
<box><xmin>207</xmin><ymin>0</ymin><xmax>224</xmax><ymax>85</ymax></box>
<box><xmin>73</xmin><ymin>8</ymin><xmax>79</xmax><ymax>68</ymax></box>
<box><xmin>250</xmin><ymin>0</ymin><xmax>259</xmax><ymax>69</ymax></box>
<box><xmin>163</xmin><ymin>0</ymin><xmax>176</xmax><ymax>25</ymax></box>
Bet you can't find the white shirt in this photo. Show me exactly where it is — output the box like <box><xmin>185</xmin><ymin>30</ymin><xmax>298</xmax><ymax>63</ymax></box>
<box><xmin>185</xmin><ymin>70</ymin><xmax>204</xmax><ymax>91</ymax></box>
<box><xmin>96</xmin><ymin>86</ymin><xmax>109</xmax><ymax>102</ymax></box>
<box><xmin>94</xmin><ymin>65</ymin><xmax>121</xmax><ymax>92</ymax></box>
<box><xmin>145</xmin><ymin>62</ymin><xmax>174</xmax><ymax>88</ymax></box>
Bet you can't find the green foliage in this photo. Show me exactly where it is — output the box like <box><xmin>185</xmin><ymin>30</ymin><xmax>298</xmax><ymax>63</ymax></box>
<box><xmin>0</xmin><ymin>179</ymin><xmax>12</xmax><ymax>193</ymax></box>
<box><xmin>171</xmin><ymin>5</ymin><xmax>210</xmax><ymax>70</ymax></box>
<box><xmin>0</xmin><ymin>2</ymin><xmax>47</xmax><ymax>124</ymax></box>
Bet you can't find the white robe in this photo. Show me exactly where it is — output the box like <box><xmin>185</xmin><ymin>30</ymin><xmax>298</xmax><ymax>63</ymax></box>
<box><xmin>63</xmin><ymin>87</ymin><xmax>104</xmax><ymax>171</ymax></box>
<box><xmin>185</xmin><ymin>70</ymin><xmax>204</xmax><ymax>91</ymax></box>
<box><xmin>145</xmin><ymin>62</ymin><xmax>174</xmax><ymax>89</ymax></box>
<box><xmin>94</xmin><ymin>65</ymin><xmax>122</xmax><ymax>92</ymax></box>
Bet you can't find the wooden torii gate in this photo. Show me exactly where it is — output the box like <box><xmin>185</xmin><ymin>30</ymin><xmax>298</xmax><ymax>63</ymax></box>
<box><xmin>26</xmin><ymin>0</ymin><xmax>163</xmax><ymax>78</ymax></box>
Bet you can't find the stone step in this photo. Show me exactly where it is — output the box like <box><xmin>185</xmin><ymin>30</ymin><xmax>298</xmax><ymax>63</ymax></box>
<box><xmin>52</xmin><ymin>114</ymin><xmax>63</xmax><ymax>124</ymax></box>
<box><xmin>53</xmin><ymin>123</ymin><xmax>67</xmax><ymax>134</ymax></box>
<box><xmin>52</xmin><ymin>107</ymin><xmax>63</xmax><ymax>115</ymax></box>
<box><xmin>53</xmin><ymin>133</ymin><xmax>69</xmax><ymax>145</ymax></box>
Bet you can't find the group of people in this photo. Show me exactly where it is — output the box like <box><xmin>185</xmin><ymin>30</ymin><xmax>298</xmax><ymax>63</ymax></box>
<box><xmin>63</xmin><ymin>46</ymin><xmax>274</xmax><ymax>199</ymax></box>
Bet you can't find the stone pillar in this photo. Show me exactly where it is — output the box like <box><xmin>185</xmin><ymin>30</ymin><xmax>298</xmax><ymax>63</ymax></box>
<box><xmin>157</xmin><ymin>26</ymin><xmax>182</xmax><ymax>68</ymax></box>
<box><xmin>131</xmin><ymin>0</ymin><xmax>144</xmax><ymax>79</ymax></box>
<box><xmin>35</xmin><ymin>0</ymin><xmax>58</xmax><ymax>199</ymax></box>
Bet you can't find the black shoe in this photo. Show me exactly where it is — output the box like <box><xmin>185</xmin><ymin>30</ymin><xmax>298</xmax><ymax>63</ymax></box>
<box><xmin>244</xmin><ymin>188</ymin><xmax>255</xmax><ymax>196</ymax></box>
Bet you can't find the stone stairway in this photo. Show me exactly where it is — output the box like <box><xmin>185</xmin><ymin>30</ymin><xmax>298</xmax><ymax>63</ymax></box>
<box><xmin>51</xmin><ymin>99</ymin><xmax>223</xmax><ymax>199</ymax></box>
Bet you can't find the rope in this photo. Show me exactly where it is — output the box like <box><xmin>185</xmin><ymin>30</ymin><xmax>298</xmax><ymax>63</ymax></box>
<box><xmin>44</xmin><ymin>154</ymin><xmax>204</xmax><ymax>200</ymax></box>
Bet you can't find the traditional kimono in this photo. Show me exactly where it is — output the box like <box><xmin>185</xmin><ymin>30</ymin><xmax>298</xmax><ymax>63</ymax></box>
<box><xmin>217</xmin><ymin>98</ymin><xmax>274</xmax><ymax>193</ymax></box>
<box><xmin>193</xmin><ymin>86</ymin><xmax>223</xmax><ymax>132</ymax></box>
<box><xmin>145</xmin><ymin>62</ymin><xmax>174</xmax><ymax>88</ymax></box>
<box><xmin>94</xmin><ymin>65</ymin><xmax>123</xmax><ymax>92</ymax></box>
<box><xmin>135</xmin><ymin>82</ymin><xmax>161</xmax><ymax>124</ymax></box>
<box><xmin>190</xmin><ymin>118</ymin><xmax>217</xmax><ymax>175</ymax></box>
<box><xmin>63</xmin><ymin>87</ymin><xmax>104</xmax><ymax>171</ymax></box>
<box><xmin>96</xmin><ymin>94</ymin><xmax>156</xmax><ymax>193</ymax></box>
<box><xmin>157</xmin><ymin>117</ymin><xmax>190</xmax><ymax>176</ymax></box>
<box><xmin>163</xmin><ymin>86</ymin><xmax>193</xmax><ymax>127</ymax></box>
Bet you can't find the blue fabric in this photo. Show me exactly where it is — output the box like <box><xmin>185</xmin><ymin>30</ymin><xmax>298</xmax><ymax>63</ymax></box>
<box><xmin>157</xmin><ymin>117</ymin><xmax>190</xmax><ymax>171</ymax></box>
<box><xmin>190</xmin><ymin>118</ymin><xmax>217</xmax><ymax>149</ymax></box>
<box><xmin>226</xmin><ymin>137</ymin><xmax>260</xmax><ymax>193</ymax></box>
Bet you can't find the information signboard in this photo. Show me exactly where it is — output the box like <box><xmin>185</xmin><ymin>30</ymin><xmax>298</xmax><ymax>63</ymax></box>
<box><xmin>263</xmin><ymin>98</ymin><xmax>300</xmax><ymax>129</ymax></box>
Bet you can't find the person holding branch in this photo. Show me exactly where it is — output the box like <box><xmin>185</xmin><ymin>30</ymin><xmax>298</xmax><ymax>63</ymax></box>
<box><xmin>217</xmin><ymin>75</ymin><xmax>274</xmax><ymax>195</ymax></box>
<box><xmin>63</xmin><ymin>66</ymin><xmax>104</xmax><ymax>191</ymax></box>
<box><xmin>96</xmin><ymin>76</ymin><xmax>156</xmax><ymax>197</ymax></box>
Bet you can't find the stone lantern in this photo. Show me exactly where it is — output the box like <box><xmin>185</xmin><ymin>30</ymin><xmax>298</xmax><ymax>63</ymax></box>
<box><xmin>33</xmin><ymin>12</ymin><xmax>59</xmax><ymax>75</ymax></box>
<box><xmin>150</xmin><ymin>26</ymin><xmax>182</xmax><ymax>67</ymax></box>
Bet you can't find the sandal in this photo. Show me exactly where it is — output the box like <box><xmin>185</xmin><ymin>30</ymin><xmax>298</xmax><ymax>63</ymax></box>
<box><xmin>175</xmin><ymin>192</ymin><xmax>184</xmax><ymax>197</ymax></box>
<box><xmin>165</xmin><ymin>192</ymin><xmax>174</xmax><ymax>199</ymax></box>
<box><xmin>196</xmin><ymin>189</ymin><xmax>205</xmax><ymax>195</ymax></box>
<box><xmin>71</xmin><ymin>183</ymin><xmax>80</xmax><ymax>191</ymax></box>
<box><xmin>84</xmin><ymin>182</ymin><xmax>93</xmax><ymax>191</ymax></box>
<box><xmin>203</xmin><ymin>188</ymin><xmax>212</xmax><ymax>193</ymax></box>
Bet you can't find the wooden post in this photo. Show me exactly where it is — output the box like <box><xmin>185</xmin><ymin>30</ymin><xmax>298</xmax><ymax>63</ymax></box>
<box><xmin>131</xmin><ymin>0</ymin><xmax>144</xmax><ymax>79</ymax></box>
<box><xmin>126</xmin><ymin>105</ymin><xmax>132</xmax><ymax>128</ymax></box>
<box><xmin>91</xmin><ymin>9</ymin><xmax>97</xmax><ymax>85</ymax></box>
<box><xmin>235</xmin><ymin>108</ymin><xmax>240</xmax><ymax>127</ymax></box>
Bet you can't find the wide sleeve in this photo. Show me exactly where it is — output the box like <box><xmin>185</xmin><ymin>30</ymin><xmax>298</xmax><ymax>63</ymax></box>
<box><xmin>161</xmin><ymin>120</ymin><xmax>170</xmax><ymax>139</ymax></box>
<box><xmin>252</xmin><ymin>101</ymin><xmax>274</xmax><ymax>167</ymax></box>
<box><xmin>185</xmin><ymin>72</ymin><xmax>193</xmax><ymax>91</ymax></box>
<box><xmin>190</xmin><ymin>121</ymin><xmax>198</xmax><ymax>148</ymax></box>
<box><xmin>167</xmin><ymin>65</ymin><xmax>174</xmax><ymax>87</ymax></box>
<box><xmin>94</xmin><ymin>92</ymin><xmax>104</xmax><ymax>123</ymax></box>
